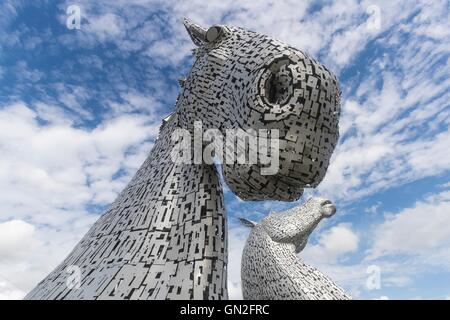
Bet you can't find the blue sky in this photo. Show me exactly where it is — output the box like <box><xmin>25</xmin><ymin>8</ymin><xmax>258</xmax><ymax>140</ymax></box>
<box><xmin>0</xmin><ymin>0</ymin><xmax>449</xmax><ymax>299</ymax></box>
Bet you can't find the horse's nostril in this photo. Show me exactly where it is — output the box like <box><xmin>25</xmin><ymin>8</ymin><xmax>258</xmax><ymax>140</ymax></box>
<box><xmin>321</xmin><ymin>202</ymin><xmax>336</xmax><ymax>217</ymax></box>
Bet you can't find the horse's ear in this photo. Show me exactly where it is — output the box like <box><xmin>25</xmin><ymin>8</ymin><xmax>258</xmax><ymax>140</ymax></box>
<box><xmin>183</xmin><ymin>18</ymin><xmax>207</xmax><ymax>46</ymax></box>
<box><xmin>183</xmin><ymin>18</ymin><xmax>226</xmax><ymax>46</ymax></box>
<box><xmin>239</xmin><ymin>218</ymin><xmax>257</xmax><ymax>228</ymax></box>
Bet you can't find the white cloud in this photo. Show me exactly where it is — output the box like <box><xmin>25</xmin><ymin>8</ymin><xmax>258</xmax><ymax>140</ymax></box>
<box><xmin>374</xmin><ymin>295</ymin><xmax>389</xmax><ymax>300</ymax></box>
<box><xmin>15</xmin><ymin>61</ymin><xmax>42</xmax><ymax>83</ymax></box>
<box><xmin>0</xmin><ymin>280</ymin><xmax>25</xmax><ymax>300</ymax></box>
<box><xmin>87</xmin><ymin>13</ymin><xmax>123</xmax><ymax>40</ymax></box>
<box><xmin>0</xmin><ymin>102</ymin><xmax>159</xmax><ymax>222</ymax></box>
<box><xmin>53</xmin><ymin>84</ymin><xmax>93</xmax><ymax>120</ymax></box>
<box><xmin>108</xmin><ymin>91</ymin><xmax>163</xmax><ymax>116</ymax></box>
<box><xmin>62</xmin><ymin>0</ymin><xmax>426</xmax><ymax>72</ymax></box>
<box><xmin>0</xmin><ymin>220</ymin><xmax>36</xmax><ymax>261</ymax></box>
<box><xmin>384</xmin><ymin>275</ymin><xmax>412</xmax><ymax>288</ymax></box>
<box><xmin>34</xmin><ymin>102</ymin><xmax>75</xmax><ymax>126</ymax></box>
<box><xmin>367</xmin><ymin>190</ymin><xmax>450</xmax><ymax>260</ymax></box>
<box><xmin>0</xmin><ymin>101</ymin><xmax>160</xmax><ymax>296</ymax></box>
<box><xmin>439</xmin><ymin>182</ymin><xmax>450</xmax><ymax>188</ymax></box>
<box><xmin>302</xmin><ymin>223</ymin><xmax>359</xmax><ymax>263</ymax></box>
<box><xmin>365</xmin><ymin>203</ymin><xmax>380</xmax><ymax>214</ymax></box>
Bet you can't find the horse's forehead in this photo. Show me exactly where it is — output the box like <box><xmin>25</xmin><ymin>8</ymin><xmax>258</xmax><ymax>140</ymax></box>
<box><xmin>263</xmin><ymin>205</ymin><xmax>317</xmax><ymax>227</ymax></box>
<box><xmin>263</xmin><ymin>211</ymin><xmax>296</xmax><ymax>227</ymax></box>
<box><xmin>221</xmin><ymin>26</ymin><xmax>289</xmax><ymax>52</ymax></box>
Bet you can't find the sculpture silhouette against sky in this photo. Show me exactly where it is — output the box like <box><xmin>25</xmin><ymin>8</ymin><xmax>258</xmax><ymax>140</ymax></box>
<box><xmin>26</xmin><ymin>18</ymin><xmax>342</xmax><ymax>300</ymax></box>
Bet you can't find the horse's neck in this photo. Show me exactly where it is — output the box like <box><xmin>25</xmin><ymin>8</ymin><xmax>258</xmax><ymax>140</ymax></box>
<box><xmin>25</xmin><ymin>102</ymin><xmax>229</xmax><ymax>300</ymax></box>
<box><xmin>286</xmin><ymin>255</ymin><xmax>350</xmax><ymax>299</ymax></box>
<box><xmin>78</xmin><ymin>112</ymin><xmax>228</xmax><ymax>299</ymax></box>
<box><xmin>114</xmin><ymin>113</ymin><xmax>228</xmax><ymax>299</ymax></box>
<box><xmin>247</xmin><ymin>233</ymin><xmax>348</xmax><ymax>300</ymax></box>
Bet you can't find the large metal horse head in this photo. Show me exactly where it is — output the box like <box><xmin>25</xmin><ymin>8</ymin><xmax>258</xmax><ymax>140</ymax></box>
<box><xmin>181</xmin><ymin>19</ymin><xmax>341</xmax><ymax>201</ymax></box>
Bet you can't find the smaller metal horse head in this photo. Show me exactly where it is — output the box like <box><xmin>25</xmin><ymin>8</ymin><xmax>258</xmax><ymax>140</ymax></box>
<box><xmin>240</xmin><ymin>198</ymin><xmax>350</xmax><ymax>300</ymax></box>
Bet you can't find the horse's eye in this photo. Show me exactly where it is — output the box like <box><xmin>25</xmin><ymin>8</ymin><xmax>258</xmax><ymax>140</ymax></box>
<box><xmin>206</xmin><ymin>26</ymin><xmax>223</xmax><ymax>42</ymax></box>
<box><xmin>263</xmin><ymin>59</ymin><xmax>293</xmax><ymax>106</ymax></box>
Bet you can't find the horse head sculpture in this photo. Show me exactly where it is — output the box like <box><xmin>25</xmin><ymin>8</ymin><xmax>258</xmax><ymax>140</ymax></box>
<box><xmin>181</xmin><ymin>18</ymin><xmax>341</xmax><ymax>201</ymax></box>
<box><xmin>240</xmin><ymin>198</ymin><xmax>350</xmax><ymax>300</ymax></box>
